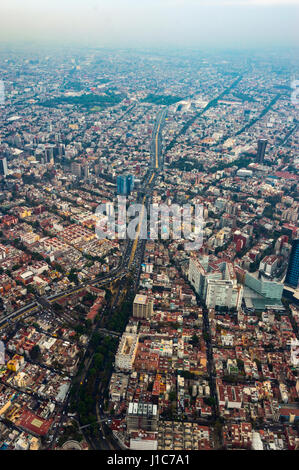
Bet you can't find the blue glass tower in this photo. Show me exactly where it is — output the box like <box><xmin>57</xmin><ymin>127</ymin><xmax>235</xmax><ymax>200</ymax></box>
<box><xmin>127</xmin><ymin>174</ymin><xmax>135</xmax><ymax>194</ymax></box>
<box><xmin>117</xmin><ymin>174</ymin><xmax>134</xmax><ymax>195</ymax></box>
<box><xmin>117</xmin><ymin>175</ymin><xmax>127</xmax><ymax>195</ymax></box>
<box><xmin>285</xmin><ymin>239</ymin><xmax>299</xmax><ymax>288</ymax></box>
<box><xmin>257</xmin><ymin>139</ymin><xmax>267</xmax><ymax>164</ymax></box>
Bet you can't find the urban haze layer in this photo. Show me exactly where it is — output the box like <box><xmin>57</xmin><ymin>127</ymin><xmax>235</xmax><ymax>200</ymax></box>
<box><xmin>0</xmin><ymin>47</ymin><xmax>298</xmax><ymax>452</ymax></box>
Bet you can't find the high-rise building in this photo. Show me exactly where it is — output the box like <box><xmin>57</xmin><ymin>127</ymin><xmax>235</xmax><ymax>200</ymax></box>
<box><xmin>117</xmin><ymin>175</ymin><xmax>127</xmax><ymax>195</ymax></box>
<box><xmin>205</xmin><ymin>279</ymin><xmax>243</xmax><ymax>310</ymax></box>
<box><xmin>83</xmin><ymin>163</ymin><xmax>89</xmax><ymax>180</ymax></box>
<box><xmin>45</xmin><ymin>146</ymin><xmax>54</xmax><ymax>164</ymax></box>
<box><xmin>0</xmin><ymin>157</ymin><xmax>8</xmax><ymax>177</ymax></box>
<box><xmin>133</xmin><ymin>294</ymin><xmax>153</xmax><ymax>319</ymax></box>
<box><xmin>117</xmin><ymin>174</ymin><xmax>135</xmax><ymax>195</ymax></box>
<box><xmin>285</xmin><ymin>239</ymin><xmax>299</xmax><ymax>288</ymax></box>
<box><xmin>127</xmin><ymin>174</ymin><xmax>135</xmax><ymax>193</ymax></box>
<box><xmin>257</xmin><ymin>138</ymin><xmax>267</xmax><ymax>164</ymax></box>
<box><xmin>244</xmin><ymin>272</ymin><xmax>284</xmax><ymax>309</ymax></box>
<box><xmin>188</xmin><ymin>256</ymin><xmax>243</xmax><ymax>310</ymax></box>
<box><xmin>71</xmin><ymin>161</ymin><xmax>82</xmax><ymax>178</ymax></box>
<box><xmin>115</xmin><ymin>325</ymin><xmax>139</xmax><ymax>371</ymax></box>
<box><xmin>54</xmin><ymin>143</ymin><xmax>65</xmax><ymax>158</ymax></box>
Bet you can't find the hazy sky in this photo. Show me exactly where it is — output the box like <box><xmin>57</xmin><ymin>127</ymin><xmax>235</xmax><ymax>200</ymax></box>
<box><xmin>0</xmin><ymin>0</ymin><xmax>298</xmax><ymax>49</ymax></box>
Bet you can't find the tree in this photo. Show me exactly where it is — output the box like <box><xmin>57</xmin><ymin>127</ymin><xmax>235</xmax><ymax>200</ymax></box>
<box><xmin>30</xmin><ymin>345</ymin><xmax>41</xmax><ymax>361</ymax></box>
<box><xmin>94</xmin><ymin>353</ymin><xmax>104</xmax><ymax>369</ymax></box>
<box><xmin>263</xmin><ymin>205</ymin><xmax>274</xmax><ymax>219</ymax></box>
<box><xmin>191</xmin><ymin>334</ymin><xmax>199</xmax><ymax>346</ymax></box>
<box><xmin>27</xmin><ymin>284</ymin><xmax>36</xmax><ymax>294</ymax></box>
<box><xmin>53</xmin><ymin>303</ymin><xmax>63</xmax><ymax>312</ymax></box>
<box><xmin>68</xmin><ymin>270</ymin><xmax>79</xmax><ymax>285</ymax></box>
<box><xmin>203</xmin><ymin>332</ymin><xmax>209</xmax><ymax>342</ymax></box>
<box><xmin>83</xmin><ymin>292</ymin><xmax>96</xmax><ymax>304</ymax></box>
<box><xmin>236</xmin><ymin>359</ymin><xmax>244</xmax><ymax>372</ymax></box>
<box><xmin>203</xmin><ymin>396</ymin><xmax>215</xmax><ymax>407</ymax></box>
<box><xmin>168</xmin><ymin>390</ymin><xmax>177</xmax><ymax>402</ymax></box>
<box><xmin>255</xmin><ymin>359</ymin><xmax>262</xmax><ymax>373</ymax></box>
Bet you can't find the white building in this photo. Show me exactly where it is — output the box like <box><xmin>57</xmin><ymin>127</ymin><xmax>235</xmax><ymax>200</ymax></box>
<box><xmin>259</xmin><ymin>255</ymin><xmax>279</xmax><ymax>277</ymax></box>
<box><xmin>206</xmin><ymin>279</ymin><xmax>243</xmax><ymax>310</ymax></box>
<box><xmin>188</xmin><ymin>256</ymin><xmax>243</xmax><ymax>310</ymax></box>
<box><xmin>115</xmin><ymin>326</ymin><xmax>139</xmax><ymax>371</ymax></box>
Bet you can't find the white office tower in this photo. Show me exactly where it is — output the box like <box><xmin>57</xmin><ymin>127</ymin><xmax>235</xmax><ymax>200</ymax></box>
<box><xmin>188</xmin><ymin>256</ymin><xmax>243</xmax><ymax>310</ymax></box>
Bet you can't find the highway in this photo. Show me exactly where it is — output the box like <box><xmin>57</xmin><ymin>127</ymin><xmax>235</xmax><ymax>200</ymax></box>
<box><xmin>128</xmin><ymin>108</ymin><xmax>167</xmax><ymax>268</ymax></box>
<box><xmin>0</xmin><ymin>302</ymin><xmax>40</xmax><ymax>331</ymax></box>
<box><xmin>81</xmin><ymin>109</ymin><xmax>167</xmax><ymax>449</ymax></box>
<box><xmin>153</xmin><ymin>108</ymin><xmax>167</xmax><ymax>170</ymax></box>
<box><xmin>47</xmin><ymin>108</ymin><xmax>167</xmax><ymax>450</ymax></box>
<box><xmin>0</xmin><ymin>272</ymin><xmax>126</xmax><ymax>331</ymax></box>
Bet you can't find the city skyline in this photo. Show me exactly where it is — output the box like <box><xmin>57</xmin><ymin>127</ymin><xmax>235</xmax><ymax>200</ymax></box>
<box><xmin>0</xmin><ymin>0</ymin><xmax>298</xmax><ymax>50</ymax></box>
